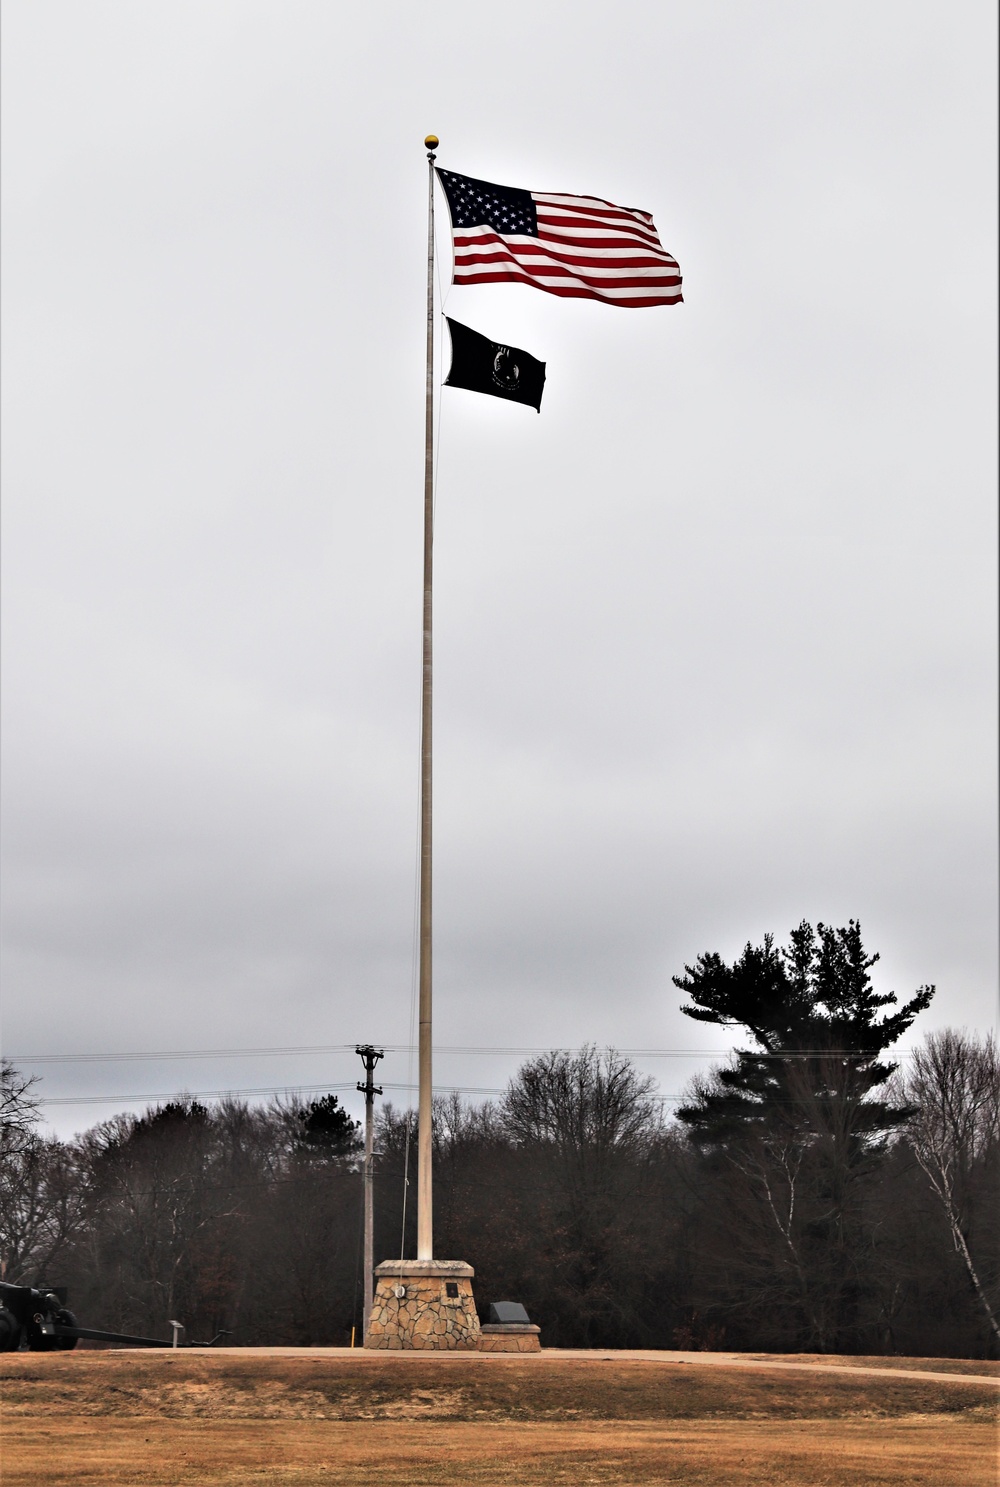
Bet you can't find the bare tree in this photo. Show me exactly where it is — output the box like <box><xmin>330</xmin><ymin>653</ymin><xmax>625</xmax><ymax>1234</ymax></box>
<box><xmin>1</xmin><ymin>1062</ymin><xmax>89</xmax><ymax>1283</ymax></box>
<box><xmin>77</xmin><ymin>1100</ymin><xmax>246</xmax><ymax>1335</ymax></box>
<box><xmin>895</xmin><ymin>1030</ymin><xmax>999</xmax><ymax>1343</ymax></box>
<box><xmin>1</xmin><ymin>1130</ymin><xmax>89</xmax><ymax>1284</ymax></box>
<box><xmin>488</xmin><ymin>1048</ymin><xmax>668</xmax><ymax>1346</ymax></box>
<box><xmin>501</xmin><ymin>1046</ymin><xmax>659</xmax><ymax>1163</ymax></box>
<box><xmin>1</xmin><ymin>1060</ymin><xmax>41</xmax><ymax>1163</ymax></box>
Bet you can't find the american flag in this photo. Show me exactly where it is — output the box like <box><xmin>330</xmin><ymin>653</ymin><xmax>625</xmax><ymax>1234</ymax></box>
<box><xmin>438</xmin><ymin>169</ymin><xmax>682</xmax><ymax>310</ymax></box>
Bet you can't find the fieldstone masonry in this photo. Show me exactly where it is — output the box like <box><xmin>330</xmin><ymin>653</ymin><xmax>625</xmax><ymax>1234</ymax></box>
<box><xmin>478</xmin><ymin>1322</ymin><xmax>542</xmax><ymax>1352</ymax></box>
<box><xmin>366</xmin><ymin>1259</ymin><xmax>481</xmax><ymax>1350</ymax></box>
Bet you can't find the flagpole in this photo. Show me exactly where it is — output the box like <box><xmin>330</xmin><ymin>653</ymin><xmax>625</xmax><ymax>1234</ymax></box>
<box><xmin>417</xmin><ymin>134</ymin><xmax>438</xmax><ymax>1263</ymax></box>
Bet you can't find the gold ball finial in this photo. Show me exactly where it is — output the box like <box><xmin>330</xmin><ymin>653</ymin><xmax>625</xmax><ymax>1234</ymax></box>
<box><xmin>424</xmin><ymin>135</ymin><xmax>439</xmax><ymax>151</ymax></box>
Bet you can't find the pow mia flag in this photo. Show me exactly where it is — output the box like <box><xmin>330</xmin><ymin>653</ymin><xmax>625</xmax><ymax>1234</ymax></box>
<box><xmin>444</xmin><ymin>318</ymin><xmax>545</xmax><ymax>412</ymax></box>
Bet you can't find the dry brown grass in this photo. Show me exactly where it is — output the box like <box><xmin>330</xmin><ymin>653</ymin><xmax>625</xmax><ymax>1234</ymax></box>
<box><xmin>4</xmin><ymin>1417</ymin><xmax>996</xmax><ymax>1486</ymax></box>
<box><xmin>1</xmin><ymin>1352</ymin><xmax>996</xmax><ymax>1486</ymax></box>
<box><xmin>3</xmin><ymin>1350</ymin><xmax>996</xmax><ymax>1420</ymax></box>
<box><xmin>756</xmin><ymin>1353</ymin><xmax>1000</xmax><ymax>1377</ymax></box>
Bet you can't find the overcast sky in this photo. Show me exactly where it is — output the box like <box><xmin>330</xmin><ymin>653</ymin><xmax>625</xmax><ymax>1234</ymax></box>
<box><xmin>2</xmin><ymin>1</ymin><xmax>996</xmax><ymax>1139</ymax></box>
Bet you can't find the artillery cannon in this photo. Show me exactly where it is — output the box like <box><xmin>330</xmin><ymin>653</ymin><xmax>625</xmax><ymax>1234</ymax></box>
<box><xmin>0</xmin><ymin>1281</ymin><xmax>229</xmax><ymax>1351</ymax></box>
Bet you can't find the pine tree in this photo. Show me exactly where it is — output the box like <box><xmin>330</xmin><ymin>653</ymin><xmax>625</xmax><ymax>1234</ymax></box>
<box><xmin>672</xmin><ymin>921</ymin><xmax>935</xmax><ymax>1350</ymax></box>
<box><xmin>295</xmin><ymin>1095</ymin><xmax>362</xmax><ymax>1158</ymax></box>
<box><xmin>674</xmin><ymin>920</ymin><xmax>933</xmax><ymax>1150</ymax></box>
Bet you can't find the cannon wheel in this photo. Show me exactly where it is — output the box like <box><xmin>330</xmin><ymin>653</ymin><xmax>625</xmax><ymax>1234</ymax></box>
<box><xmin>54</xmin><ymin>1308</ymin><xmax>79</xmax><ymax>1349</ymax></box>
<box><xmin>0</xmin><ymin>1307</ymin><xmax>22</xmax><ymax>1352</ymax></box>
<box><xmin>27</xmin><ymin>1318</ymin><xmax>55</xmax><ymax>1351</ymax></box>
<box><xmin>27</xmin><ymin>1308</ymin><xmax>79</xmax><ymax>1351</ymax></box>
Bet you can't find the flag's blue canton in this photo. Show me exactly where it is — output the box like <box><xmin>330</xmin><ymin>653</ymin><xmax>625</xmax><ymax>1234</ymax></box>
<box><xmin>439</xmin><ymin>171</ymin><xmax>538</xmax><ymax>236</ymax></box>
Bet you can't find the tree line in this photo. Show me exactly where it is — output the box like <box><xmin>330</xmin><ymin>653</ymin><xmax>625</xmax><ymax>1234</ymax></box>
<box><xmin>2</xmin><ymin>921</ymin><xmax>997</xmax><ymax>1356</ymax></box>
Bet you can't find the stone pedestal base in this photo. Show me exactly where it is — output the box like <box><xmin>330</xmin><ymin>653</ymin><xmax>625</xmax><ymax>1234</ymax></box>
<box><xmin>365</xmin><ymin>1260</ymin><xmax>481</xmax><ymax>1350</ymax></box>
<box><xmin>478</xmin><ymin>1323</ymin><xmax>542</xmax><ymax>1353</ymax></box>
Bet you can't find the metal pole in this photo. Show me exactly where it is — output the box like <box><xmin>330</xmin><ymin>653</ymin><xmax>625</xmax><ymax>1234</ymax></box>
<box><xmin>356</xmin><ymin>1044</ymin><xmax>383</xmax><ymax>1339</ymax></box>
<box><xmin>417</xmin><ymin>135</ymin><xmax>438</xmax><ymax>1263</ymax></box>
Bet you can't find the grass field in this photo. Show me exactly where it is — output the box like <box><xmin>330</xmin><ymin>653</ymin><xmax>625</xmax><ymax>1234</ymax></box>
<box><xmin>2</xmin><ymin>1350</ymin><xmax>996</xmax><ymax>1485</ymax></box>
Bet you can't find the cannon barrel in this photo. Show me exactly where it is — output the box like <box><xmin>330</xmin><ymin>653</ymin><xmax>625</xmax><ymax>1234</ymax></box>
<box><xmin>0</xmin><ymin>1282</ymin><xmax>225</xmax><ymax>1350</ymax></box>
<box><xmin>53</xmin><ymin>1324</ymin><xmax>172</xmax><ymax>1347</ymax></box>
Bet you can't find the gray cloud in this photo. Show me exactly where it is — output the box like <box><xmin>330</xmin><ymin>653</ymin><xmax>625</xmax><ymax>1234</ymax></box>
<box><xmin>2</xmin><ymin>0</ymin><xmax>995</xmax><ymax>1136</ymax></box>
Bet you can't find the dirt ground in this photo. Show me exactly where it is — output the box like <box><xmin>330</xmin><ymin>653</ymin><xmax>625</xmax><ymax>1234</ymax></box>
<box><xmin>2</xmin><ymin>1350</ymin><xmax>996</xmax><ymax>1486</ymax></box>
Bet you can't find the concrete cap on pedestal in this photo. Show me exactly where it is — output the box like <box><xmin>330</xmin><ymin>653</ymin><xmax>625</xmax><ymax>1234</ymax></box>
<box><xmin>374</xmin><ymin>1259</ymin><xmax>474</xmax><ymax>1279</ymax></box>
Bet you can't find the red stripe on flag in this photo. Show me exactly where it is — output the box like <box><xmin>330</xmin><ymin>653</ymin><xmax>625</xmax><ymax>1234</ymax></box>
<box><xmin>452</xmin><ymin>261</ymin><xmax>682</xmax><ymax>305</ymax></box>
<box><xmin>454</xmin><ymin>243</ymin><xmax>677</xmax><ymax>273</ymax></box>
<box><xmin>453</xmin><ymin>253</ymin><xmax>680</xmax><ymax>286</ymax></box>
<box><xmin>453</xmin><ymin>230</ymin><xmax>678</xmax><ymax>268</ymax></box>
<box><xmin>454</xmin><ymin>269</ymin><xmax>678</xmax><ymax>307</ymax></box>
<box><xmin>535</xmin><ymin>215</ymin><xmax>665</xmax><ymax>248</ymax></box>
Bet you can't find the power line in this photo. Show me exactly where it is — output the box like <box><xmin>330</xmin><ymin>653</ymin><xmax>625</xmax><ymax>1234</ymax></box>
<box><xmin>19</xmin><ymin>1044</ymin><xmax>395</xmax><ymax>1064</ymax></box>
<box><xmin>13</xmin><ymin>1043</ymin><xmax>920</xmax><ymax>1065</ymax></box>
<box><xmin>38</xmin><ymin>1082</ymin><xmax>515</xmax><ymax>1107</ymax></box>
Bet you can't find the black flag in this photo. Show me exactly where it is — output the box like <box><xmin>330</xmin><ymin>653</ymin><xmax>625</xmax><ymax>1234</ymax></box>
<box><xmin>444</xmin><ymin>318</ymin><xmax>545</xmax><ymax>412</ymax></box>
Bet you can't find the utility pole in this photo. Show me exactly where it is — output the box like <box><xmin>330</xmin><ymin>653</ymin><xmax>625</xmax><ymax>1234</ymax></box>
<box><xmin>356</xmin><ymin>1044</ymin><xmax>384</xmax><ymax>1340</ymax></box>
